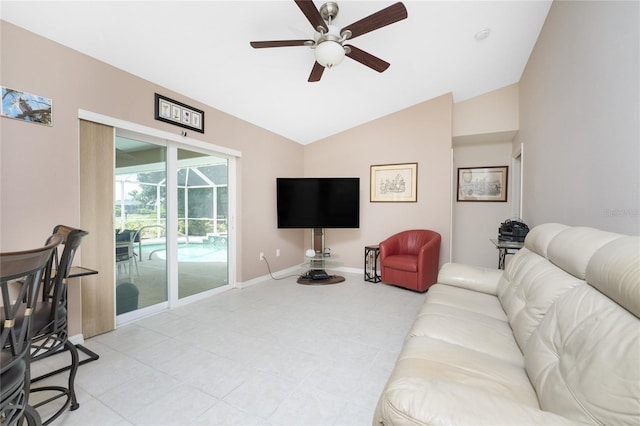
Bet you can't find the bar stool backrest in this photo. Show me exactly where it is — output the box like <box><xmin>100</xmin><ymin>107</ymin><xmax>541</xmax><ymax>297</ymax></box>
<box><xmin>35</xmin><ymin>225</ymin><xmax>89</xmax><ymax>348</ymax></box>
<box><xmin>1</xmin><ymin>235</ymin><xmax>61</xmax><ymax>425</ymax></box>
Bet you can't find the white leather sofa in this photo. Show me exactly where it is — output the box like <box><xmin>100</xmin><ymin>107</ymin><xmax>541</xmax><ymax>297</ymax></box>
<box><xmin>374</xmin><ymin>223</ymin><xmax>639</xmax><ymax>425</ymax></box>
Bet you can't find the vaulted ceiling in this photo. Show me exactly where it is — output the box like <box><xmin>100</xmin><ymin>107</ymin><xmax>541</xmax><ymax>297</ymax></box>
<box><xmin>1</xmin><ymin>1</ymin><xmax>552</xmax><ymax>144</ymax></box>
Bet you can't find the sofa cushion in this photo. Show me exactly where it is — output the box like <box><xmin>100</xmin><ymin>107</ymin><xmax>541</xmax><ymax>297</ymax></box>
<box><xmin>408</xmin><ymin>284</ymin><xmax>523</xmax><ymax>366</ymax></box>
<box><xmin>523</xmin><ymin>222</ymin><xmax>569</xmax><ymax>258</ymax></box>
<box><xmin>498</xmin><ymin>225</ymin><xmax>624</xmax><ymax>353</ymax></box>
<box><xmin>585</xmin><ymin>236</ymin><xmax>640</xmax><ymax>318</ymax></box>
<box><xmin>547</xmin><ymin>226</ymin><xmax>623</xmax><ymax>280</ymax></box>
<box><xmin>376</xmin><ymin>376</ymin><xmax>578</xmax><ymax>425</ymax></box>
<box><xmin>390</xmin><ymin>336</ymin><xmax>540</xmax><ymax>406</ymax></box>
<box><xmin>497</xmin><ymin>247</ymin><xmax>547</xmax><ymax>309</ymax></box>
<box><xmin>498</xmin><ymin>248</ymin><xmax>585</xmax><ymax>351</ymax></box>
<box><xmin>524</xmin><ymin>284</ymin><xmax>640</xmax><ymax>424</ymax></box>
<box><xmin>417</xmin><ymin>283</ymin><xmax>506</xmax><ymax>321</ymax></box>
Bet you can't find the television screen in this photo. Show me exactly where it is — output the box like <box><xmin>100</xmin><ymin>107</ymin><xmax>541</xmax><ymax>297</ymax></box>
<box><xmin>277</xmin><ymin>178</ymin><xmax>360</xmax><ymax>228</ymax></box>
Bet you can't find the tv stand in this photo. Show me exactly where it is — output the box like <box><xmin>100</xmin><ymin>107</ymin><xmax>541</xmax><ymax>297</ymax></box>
<box><xmin>296</xmin><ymin>228</ymin><xmax>345</xmax><ymax>285</ymax></box>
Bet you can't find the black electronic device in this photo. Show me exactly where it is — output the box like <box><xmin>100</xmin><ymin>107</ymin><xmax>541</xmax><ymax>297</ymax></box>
<box><xmin>276</xmin><ymin>177</ymin><xmax>360</xmax><ymax>229</ymax></box>
<box><xmin>308</xmin><ymin>270</ymin><xmax>330</xmax><ymax>280</ymax></box>
<box><xmin>498</xmin><ymin>218</ymin><xmax>529</xmax><ymax>242</ymax></box>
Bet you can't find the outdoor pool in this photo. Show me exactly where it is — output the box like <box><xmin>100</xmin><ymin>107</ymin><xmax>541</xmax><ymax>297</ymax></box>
<box><xmin>143</xmin><ymin>243</ymin><xmax>227</xmax><ymax>263</ymax></box>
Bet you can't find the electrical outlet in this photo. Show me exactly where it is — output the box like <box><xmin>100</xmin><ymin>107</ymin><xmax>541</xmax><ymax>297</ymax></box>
<box><xmin>276</xmin><ymin>249</ymin><xmax>280</xmax><ymax>257</ymax></box>
<box><xmin>259</xmin><ymin>252</ymin><xmax>265</xmax><ymax>261</ymax></box>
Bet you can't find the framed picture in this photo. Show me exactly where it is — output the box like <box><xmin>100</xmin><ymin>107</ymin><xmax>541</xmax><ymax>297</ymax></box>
<box><xmin>370</xmin><ymin>163</ymin><xmax>418</xmax><ymax>202</ymax></box>
<box><xmin>1</xmin><ymin>87</ymin><xmax>52</xmax><ymax>126</ymax></box>
<box><xmin>154</xmin><ymin>93</ymin><xmax>204</xmax><ymax>133</ymax></box>
<box><xmin>457</xmin><ymin>166</ymin><xmax>508</xmax><ymax>202</ymax></box>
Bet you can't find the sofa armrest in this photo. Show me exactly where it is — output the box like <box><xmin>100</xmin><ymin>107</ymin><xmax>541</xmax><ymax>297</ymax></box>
<box><xmin>375</xmin><ymin>377</ymin><xmax>582</xmax><ymax>426</ymax></box>
<box><xmin>373</xmin><ymin>378</ymin><xmax>580</xmax><ymax>426</ymax></box>
<box><xmin>436</xmin><ymin>262</ymin><xmax>503</xmax><ymax>295</ymax></box>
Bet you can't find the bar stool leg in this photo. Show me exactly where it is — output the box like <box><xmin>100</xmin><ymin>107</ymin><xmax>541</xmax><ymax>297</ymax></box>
<box><xmin>66</xmin><ymin>340</ymin><xmax>80</xmax><ymax>411</ymax></box>
<box><xmin>24</xmin><ymin>404</ymin><xmax>43</xmax><ymax>426</ymax></box>
<box><xmin>31</xmin><ymin>341</ymin><xmax>81</xmax><ymax>425</ymax></box>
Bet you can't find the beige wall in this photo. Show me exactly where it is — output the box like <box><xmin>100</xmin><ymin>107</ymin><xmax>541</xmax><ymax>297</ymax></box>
<box><xmin>452</xmin><ymin>142</ymin><xmax>514</xmax><ymax>267</ymax></box>
<box><xmin>451</xmin><ymin>84</ymin><xmax>520</xmax><ymax>267</ymax></box>
<box><xmin>304</xmin><ymin>94</ymin><xmax>453</xmax><ymax>269</ymax></box>
<box><xmin>517</xmin><ymin>0</ymin><xmax>639</xmax><ymax>234</ymax></box>
<box><xmin>453</xmin><ymin>83</ymin><xmax>519</xmax><ymax>142</ymax></box>
<box><xmin>0</xmin><ymin>21</ymin><xmax>303</xmax><ymax>336</ymax></box>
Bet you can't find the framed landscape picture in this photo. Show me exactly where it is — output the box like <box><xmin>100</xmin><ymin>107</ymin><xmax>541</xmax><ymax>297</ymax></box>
<box><xmin>457</xmin><ymin>166</ymin><xmax>508</xmax><ymax>202</ymax></box>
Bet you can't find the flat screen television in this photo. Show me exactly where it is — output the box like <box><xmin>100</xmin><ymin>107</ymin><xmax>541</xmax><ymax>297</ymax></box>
<box><xmin>277</xmin><ymin>177</ymin><xmax>360</xmax><ymax>228</ymax></box>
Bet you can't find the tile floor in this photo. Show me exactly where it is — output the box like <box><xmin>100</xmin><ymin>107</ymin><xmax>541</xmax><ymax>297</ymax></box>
<box><xmin>31</xmin><ymin>272</ymin><xmax>426</xmax><ymax>426</ymax></box>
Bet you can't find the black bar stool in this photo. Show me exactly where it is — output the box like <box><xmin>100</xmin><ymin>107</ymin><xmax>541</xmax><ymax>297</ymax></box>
<box><xmin>29</xmin><ymin>225</ymin><xmax>88</xmax><ymax>425</ymax></box>
<box><xmin>1</xmin><ymin>235</ymin><xmax>62</xmax><ymax>426</ymax></box>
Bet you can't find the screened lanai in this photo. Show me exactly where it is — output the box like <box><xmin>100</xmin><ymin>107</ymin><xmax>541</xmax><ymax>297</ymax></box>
<box><xmin>115</xmin><ymin>160</ymin><xmax>228</xmax><ymax>242</ymax></box>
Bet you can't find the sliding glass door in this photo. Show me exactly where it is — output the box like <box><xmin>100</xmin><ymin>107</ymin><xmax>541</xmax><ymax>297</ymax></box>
<box><xmin>176</xmin><ymin>149</ymin><xmax>229</xmax><ymax>298</ymax></box>
<box><xmin>115</xmin><ymin>137</ymin><xmax>168</xmax><ymax>315</ymax></box>
<box><xmin>115</xmin><ymin>136</ymin><xmax>230</xmax><ymax>321</ymax></box>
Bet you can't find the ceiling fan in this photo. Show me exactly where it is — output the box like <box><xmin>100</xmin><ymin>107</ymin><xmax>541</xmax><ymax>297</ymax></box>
<box><xmin>250</xmin><ymin>1</ymin><xmax>408</xmax><ymax>82</ymax></box>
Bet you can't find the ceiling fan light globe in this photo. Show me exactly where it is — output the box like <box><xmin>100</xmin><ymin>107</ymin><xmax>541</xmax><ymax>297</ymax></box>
<box><xmin>315</xmin><ymin>41</ymin><xmax>345</xmax><ymax>68</ymax></box>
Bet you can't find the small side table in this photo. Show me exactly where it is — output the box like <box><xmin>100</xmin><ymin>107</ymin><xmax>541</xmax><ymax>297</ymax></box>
<box><xmin>490</xmin><ymin>239</ymin><xmax>524</xmax><ymax>269</ymax></box>
<box><xmin>364</xmin><ymin>245</ymin><xmax>381</xmax><ymax>283</ymax></box>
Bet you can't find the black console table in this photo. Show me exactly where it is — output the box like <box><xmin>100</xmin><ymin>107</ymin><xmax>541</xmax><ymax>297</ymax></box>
<box><xmin>490</xmin><ymin>239</ymin><xmax>524</xmax><ymax>269</ymax></box>
<box><xmin>364</xmin><ymin>245</ymin><xmax>381</xmax><ymax>283</ymax></box>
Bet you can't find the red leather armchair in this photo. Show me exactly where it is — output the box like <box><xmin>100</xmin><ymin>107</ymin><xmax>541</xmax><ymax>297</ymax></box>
<box><xmin>379</xmin><ymin>229</ymin><xmax>441</xmax><ymax>292</ymax></box>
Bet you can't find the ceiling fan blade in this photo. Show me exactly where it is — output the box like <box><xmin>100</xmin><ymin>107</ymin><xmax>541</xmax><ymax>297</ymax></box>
<box><xmin>250</xmin><ymin>40</ymin><xmax>311</xmax><ymax>48</ymax></box>
<box><xmin>294</xmin><ymin>0</ymin><xmax>328</xmax><ymax>33</ymax></box>
<box><xmin>345</xmin><ymin>45</ymin><xmax>390</xmax><ymax>73</ymax></box>
<box><xmin>341</xmin><ymin>2</ymin><xmax>407</xmax><ymax>40</ymax></box>
<box><xmin>308</xmin><ymin>62</ymin><xmax>325</xmax><ymax>82</ymax></box>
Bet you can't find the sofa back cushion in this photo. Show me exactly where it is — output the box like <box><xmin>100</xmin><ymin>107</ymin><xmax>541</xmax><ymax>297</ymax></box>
<box><xmin>547</xmin><ymin>226</ymin><xmax>623</xmax><ymax>279</ymax></box>
<box><xmin>497</xmin><ymin>224</ymin><xmax>582</xmax><ymax>350</ymax></box>
<box><xmin>498</xmin><ymin>224</ymin><xmax>625</xmax><ymax>353</ymax></box>
<box><xmin>585</xmin><ymin>236</ymin><xmax>640</xmax><ymax>317</ymax></box>
<box><xmin>523</xmin><ymin>222</ymin><xmax>569</xmax><ymax>258</ymax></box>
<box><xmin>523</xmin><ymin>236</ymin><xmax>640</xmax><ymax>424</ymax></box>
<box><xmin>498</xmin><ymin>251</ymin><xmax>584</xmax><ymax>351</ymax></box>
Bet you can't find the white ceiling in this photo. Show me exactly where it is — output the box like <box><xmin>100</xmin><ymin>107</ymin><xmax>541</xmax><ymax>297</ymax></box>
<box><xmin>1</xmin><ymin>0</ymin><xmax>552</xmax><ymax>145</ymax></box>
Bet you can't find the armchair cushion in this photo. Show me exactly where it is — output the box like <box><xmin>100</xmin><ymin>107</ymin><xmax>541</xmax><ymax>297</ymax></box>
<box><xmin>383</xmin><ymin>255</ymin><xmax>419</xmax><ymax>272</ymax></box>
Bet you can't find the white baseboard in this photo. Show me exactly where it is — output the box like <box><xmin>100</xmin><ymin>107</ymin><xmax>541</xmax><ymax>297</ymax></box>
<box><xmin>337</xmin><ymin>266</ymin><xmax>363</xmax><ymax>275</ymax></box>
<box><xmin>69</xmin><ymin>334</ymin><xmax>85</xmax><ymax>346</ymax></box>
<box><xmin>236</xmin><ymin>266</ymin><xmax>365</xmax><ymax>289</ymax></box>
<box><xmin>236</xmin><ymin>265</ymin><xmax>302</xmax><ymax>289</ymax></box>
